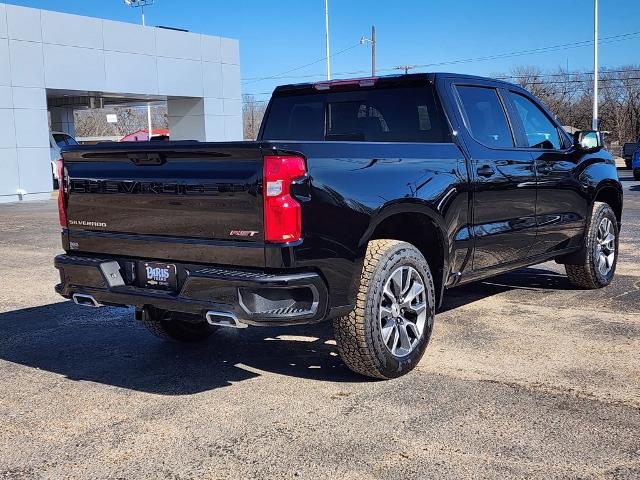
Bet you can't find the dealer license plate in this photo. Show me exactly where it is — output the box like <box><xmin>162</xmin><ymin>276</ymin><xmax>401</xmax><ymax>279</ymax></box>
<box><xmin>139</xmin><ymin>262</ymin><xmax>177</xmax><ymax>291</ymax></box>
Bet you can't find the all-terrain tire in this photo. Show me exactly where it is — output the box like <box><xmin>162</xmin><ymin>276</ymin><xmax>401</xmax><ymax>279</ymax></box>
<box><xmin>333</xmin><ymin>240</ymin><xmax>436</xmax><ymax>379</ymax></box>
<box><xmin>565</xmin><ymin>201</ymin><xmax>619</xmax><ymax>289</ymax></box>
<box><xmin>140</xmin><ymin>308</ymin><xmax>216</xmax><ymax>342</ymax></box>
<box><xmin>633</xmin><ymin>169</ymin><xmax>640</xmax><ymax>181</ymax></box>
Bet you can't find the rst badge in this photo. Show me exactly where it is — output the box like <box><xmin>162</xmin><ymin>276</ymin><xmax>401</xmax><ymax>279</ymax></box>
<box><xmin>229</xmin><ymin>230</ymin><xmax>259</xmax><ymax>237</ymax></box>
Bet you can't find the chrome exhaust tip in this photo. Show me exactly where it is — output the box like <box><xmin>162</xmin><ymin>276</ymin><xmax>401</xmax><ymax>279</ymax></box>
<box><xmin>72</xmin><ymin>293</ymin><xmax>102</xmax><ymax>308</ymax></box>
<box><xmin>205</xmin><ymin>311</ymin><xmax>248</xmax><ymax>329</ymax></box>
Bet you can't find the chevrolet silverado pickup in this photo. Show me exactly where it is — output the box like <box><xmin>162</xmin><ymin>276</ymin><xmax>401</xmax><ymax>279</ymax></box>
<box><xmin>55</xmin><ymin>73</ymin><xmax>622</xmax><ymax>379</ymax></box>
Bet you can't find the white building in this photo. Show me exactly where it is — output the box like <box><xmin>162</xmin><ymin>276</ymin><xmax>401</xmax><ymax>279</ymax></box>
<box><xmin>0</xmin><ymin>3</ymin><xmax>242</xmax><ymax>203</ymax></box>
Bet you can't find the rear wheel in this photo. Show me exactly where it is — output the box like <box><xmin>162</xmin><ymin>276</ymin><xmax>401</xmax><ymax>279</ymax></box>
<box><xmin>633</xmin><ymin>169</ymin><xmax>640</xmax><ymax>181</ymax></box>
<box><xmin>565</xmin><ymin>202</ymin><xmax>618</xmax><ymax>289</ymax></box>
<box><xmin>333</xmin><ymin>240</ymin><xmax>436</xmax><ymax>379</ymax></box>
<box><xmin>140</xmin><ymin>308</ymin><xmax>216</xmax><ymax>342</ymax></box>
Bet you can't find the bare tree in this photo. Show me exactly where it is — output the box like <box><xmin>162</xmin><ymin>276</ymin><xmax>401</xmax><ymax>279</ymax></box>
<box><xmin>75</xmin><ymin>105</ymin><xmax>168</xmax><ymax>138</ymax></box>
<box><xmin>500</xmin><ymin>65</ymin><xmax>640</xmax><ymax>147</ymax></box>
<box><xmin>242</xmin><ymin>95</ymin><xmax>268</xmax><ymax>140</ymax></box>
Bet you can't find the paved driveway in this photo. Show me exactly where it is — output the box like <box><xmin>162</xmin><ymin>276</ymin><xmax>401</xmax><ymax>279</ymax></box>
<box><xmin>0</xmin><ymin>175</ymin><xmax>638</xmax><ymax>479</ymax></box>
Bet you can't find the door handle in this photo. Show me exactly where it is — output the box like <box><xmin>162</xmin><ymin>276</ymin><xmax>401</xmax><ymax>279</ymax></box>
<box><xmin>538</xmin><ymin>163</ymin><xmax>552</xmax><ymax>174</ymax></box>
<box><xmin>476</xmin><ymin>165</ymin><xmax>495</xmax><ymax>177</ymax></box>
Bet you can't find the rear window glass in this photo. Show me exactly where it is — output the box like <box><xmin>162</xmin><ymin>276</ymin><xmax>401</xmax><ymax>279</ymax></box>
<box><xmin>52</xmin><ymin>134</ymin><xmax>68</xmax><ymax>148</ymax></box>
<box><xmin>261</xmin><ymin>86</ymin><xmax>450</xmax><ymax>143</ymax></box>
<box><xmin>52</xmin><ymin>133</ymin><xmax>78</xmax><ymax>147</ymax></box>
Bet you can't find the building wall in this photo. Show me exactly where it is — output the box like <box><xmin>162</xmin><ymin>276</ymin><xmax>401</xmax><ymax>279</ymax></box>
<box><xmin>0</xmin><ymin>3</ymin><xmax>241</xmax><ymax>203</ymax></box>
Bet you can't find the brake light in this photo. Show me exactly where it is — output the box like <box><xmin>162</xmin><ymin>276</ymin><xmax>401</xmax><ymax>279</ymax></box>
<box><xmin>263</xmin><ymin>155</ymin><xmax>306</xmax><ymax>243</ymax></box>
<box><xmin>313</xmin><ymin>78</ymin><xmax>377</xmax><ymax>90</ymax></box>
<box><xmin>56</xmin><ymin>159</ymin><xmax>68</xmax><ymax>228</ymax></box>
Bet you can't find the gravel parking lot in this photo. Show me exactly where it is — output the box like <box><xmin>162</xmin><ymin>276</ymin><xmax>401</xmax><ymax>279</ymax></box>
<box><xmin>0</xmin><ymin>174</ymin><xmax>638</xmax><ymax>479</ymax></box>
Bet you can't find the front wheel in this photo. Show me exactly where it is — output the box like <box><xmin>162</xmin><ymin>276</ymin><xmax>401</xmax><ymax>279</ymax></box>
<box><xmin>565</xmin><ymin>202</ymin><xmax>619</xmax><ymax>289</ymax></box>
<box><xmin>333</xmin><ymin>240</ymin><xmax>436</xmax><ymax>379</ymax></box>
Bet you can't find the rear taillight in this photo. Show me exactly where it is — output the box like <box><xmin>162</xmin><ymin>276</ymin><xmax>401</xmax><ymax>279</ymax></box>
<box><xmin>263</xmin><ymin>155</ymin><xmax>307</xmax><ymax>243</ymax></box>
<box><xmin>56</xmin><ymin>159</ymin><xmax>68</xmax><ymax>228</ymax></box>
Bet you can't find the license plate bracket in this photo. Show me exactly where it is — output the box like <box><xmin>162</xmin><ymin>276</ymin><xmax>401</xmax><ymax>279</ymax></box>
<box><xmin>138</xmin><ymin>261</ymin><xmax>178</xmax><ymax>291</ymax></box>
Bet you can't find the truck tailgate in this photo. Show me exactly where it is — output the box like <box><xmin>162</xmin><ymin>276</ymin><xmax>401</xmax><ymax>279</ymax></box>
<box><xmin>62</xmin><ymin>142</ymin><xmax>265</xmax><ymax>265</ymax></box>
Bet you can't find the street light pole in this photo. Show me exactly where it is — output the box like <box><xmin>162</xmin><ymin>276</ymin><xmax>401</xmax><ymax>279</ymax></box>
<box><xmin>124</xmin><ymin>0</ymin><xmax>154</xmax><ymax>140</ymax></box>
<box><xmin>142</xmin><ymin>3</ymin><xmax>152</xmax><ymax>141</ymax></box>
<box><xmin>592</xmin><ymin>0</ymin><xmax>599</xmax><ymax>131</ymax></box>
<box><xmin>324</xmin><ymin>0</ymin><xmax>331</xmax><ymax>80</ymax></box>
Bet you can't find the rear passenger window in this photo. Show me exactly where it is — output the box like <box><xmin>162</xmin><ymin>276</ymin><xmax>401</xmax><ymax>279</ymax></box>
<box><xmin>509</xmin><ymin>92</ymin><xmax>562</xmax><ymax>150</ymax></box>
<box><xmin>456</xmin><ymin>86</ymin><xmax>514</xmax><ymax>148</ymax></box>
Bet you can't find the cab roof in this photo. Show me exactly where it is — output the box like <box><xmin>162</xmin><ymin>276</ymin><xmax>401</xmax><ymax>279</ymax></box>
<box><xmin>272</xmin><ymin>72</ymin><xmax>518</xmax><ymax>96</ymax></box>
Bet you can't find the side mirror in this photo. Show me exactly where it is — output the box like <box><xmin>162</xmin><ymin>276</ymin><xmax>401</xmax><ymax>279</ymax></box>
<box><xmin>574</xmin><ymin>130</ymin><xmax>602</xmax><ymax>152</ymax></box>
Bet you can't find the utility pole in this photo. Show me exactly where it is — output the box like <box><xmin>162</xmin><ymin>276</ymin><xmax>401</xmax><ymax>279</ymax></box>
<box><xmin>396</xmin><ymin>65</ymin><xmax>415</xmax><ymax>74</ymax></box>
<box><xmin>592</xmin><ymin>0</ymin><xmax>599</xmax><ymax>130</ymax></box>
<box><xmin>324</xmin><ymin>0</ymin><xmax>331</xmax><ymax>80</ymax></box>
<box><xmin>360</xmin><ymin>25</ymin><xmax>377</xmax><ymax>77</ymax></box>
<box><xmin>371</xmin><ymin>25</ymin><xmax>376</xmax><ymax>77</ymax></box>
<box><xmin>124</xmin><ymin>0</ymin><xmax>154</xmax><ymax>140</ymax></box>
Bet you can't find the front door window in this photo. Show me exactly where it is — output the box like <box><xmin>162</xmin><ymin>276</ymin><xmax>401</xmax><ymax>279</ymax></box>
<box><xmin>509</xmin><ymin>92</ymin><xmax>561</xmax><ymax>150</ymax></box>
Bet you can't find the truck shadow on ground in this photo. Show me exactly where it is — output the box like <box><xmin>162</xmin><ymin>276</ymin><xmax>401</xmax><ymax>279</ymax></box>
<box><xmin>440</xmin><ymin>266</ymin><xmax>572</xmax><ymax>313</ymax></box>
<box><xmin>0</xmin><ymin>266</ymin><xmax>575</xmax><ymax>395</ymax></box>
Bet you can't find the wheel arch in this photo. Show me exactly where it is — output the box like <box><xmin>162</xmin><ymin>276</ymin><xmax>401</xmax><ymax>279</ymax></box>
<box><xmin>593</xmin><ymin>181</ymin><xmax>623</xmax><ymax>228</ymax></box>
<box><xmin>557</xmin><ymin>180</ymin><xmax>622</xmax><ymax>266</ymax></box>
<box><xmin>356</xmin><ymin>201</ymin><xmax>450</xmax><ymax>308</ymax></box>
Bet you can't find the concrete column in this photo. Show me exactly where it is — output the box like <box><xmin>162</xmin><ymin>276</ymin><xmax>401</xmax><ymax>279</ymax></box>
<box><xmin>167</xmin><ymin>96</ymin><xmax>242</xmax><ymax>142</ymax></box>
<box><xmin>49</xmin><ymin>106</ymin><xmax>76</xmax><ymax>136</ymax></box>
<box><xmin>0</xmin><ymin>86</ymin><xmax>20</xmax><ymax>201</ymax></box>
<box><xmin>0</xmin><ymin>84</ymin><xmax>51</xmax><ymax>202</ymax></box>
<box><xmin>167</xmin><ymin>98</ymin><xmax>206</xmax><ymax>141</ymax></box>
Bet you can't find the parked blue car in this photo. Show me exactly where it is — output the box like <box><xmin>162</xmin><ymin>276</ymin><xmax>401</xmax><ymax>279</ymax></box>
<box><xmin>633</xmin><ymin>148</ymin><xmax>640</xmax><ymax>180</ymax></box>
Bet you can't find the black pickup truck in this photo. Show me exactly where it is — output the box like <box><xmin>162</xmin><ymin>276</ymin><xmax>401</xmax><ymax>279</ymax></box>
<box><xmin>55</xmin><ymin>73</ymin><xmax>622</xmax><ymax>379</ymax></box>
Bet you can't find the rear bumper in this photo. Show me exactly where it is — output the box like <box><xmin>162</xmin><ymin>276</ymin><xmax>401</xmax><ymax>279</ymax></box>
<box><xmin>54</xmin><ymin>254</ymin><xmax>329</xmax><ymax>326</ymax></box>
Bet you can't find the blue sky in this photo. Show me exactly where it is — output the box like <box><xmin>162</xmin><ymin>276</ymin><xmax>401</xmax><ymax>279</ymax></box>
<box><xmin>6</xmin><ymin>0</ymin><xmax>638</xmax><ymax>100</ymax></box>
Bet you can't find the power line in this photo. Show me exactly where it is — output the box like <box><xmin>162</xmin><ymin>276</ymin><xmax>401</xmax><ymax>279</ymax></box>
<box><xmin>498</xmin><ymin>68</ymin><xmax>640</xmax><ymax>80</ymax></box>
<box><xmin>241</xmin><ymin>42</ymin><xmax>362</xmax><ymax>85</ymax></box>
<box><xmin>399</xmin><ymin>31</ymin><xmax>640</xmax><ymax>72</ymax></box>
<box><xmin>241</xmin><ymin>69</ymin><xmax>640</xmax><ymax>99</ymax></box>
<box><xmin>244</xmin><ymin>65</ymin><xmax>640</xmax><ymax>86</ymax></box>
<box><xmin>240</xmin><ymin>30</ymin><xmax>640</xmax><ymax>84</ymax></box>
<box><xmin>523</xmin><ymin>76</ymin><xmax>640</xmax><ymax>86</ymax></box>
